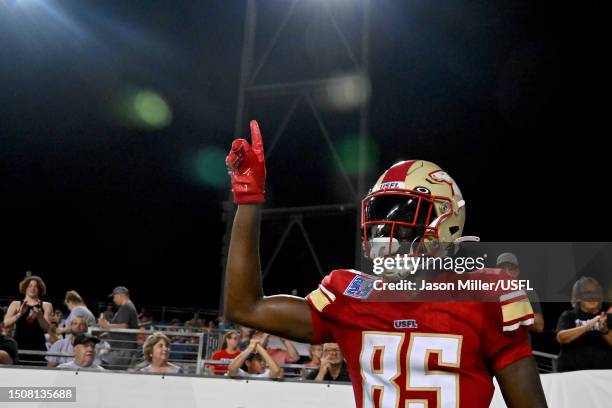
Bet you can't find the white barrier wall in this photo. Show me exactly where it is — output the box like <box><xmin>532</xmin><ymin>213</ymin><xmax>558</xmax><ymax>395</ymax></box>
<box><xmin>0</xmin><ymin>367</ymin><xmax>611</xmax><ymax>408</ymax></box>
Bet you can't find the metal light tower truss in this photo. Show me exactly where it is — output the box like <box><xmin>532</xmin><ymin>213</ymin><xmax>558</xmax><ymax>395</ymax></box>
<box><xmin>220</xmin><ymin>0</ymin><xmax>371</xmax><ymax>310</ymax></box>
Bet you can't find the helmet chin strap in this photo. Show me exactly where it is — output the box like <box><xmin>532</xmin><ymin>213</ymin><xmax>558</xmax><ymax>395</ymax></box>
<box><xmin>454</xmin><ymin>235</ymin><xmax>480</xmax><ymax>243</ymax></box>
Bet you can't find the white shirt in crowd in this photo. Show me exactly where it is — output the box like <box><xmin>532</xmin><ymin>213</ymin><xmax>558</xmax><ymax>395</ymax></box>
<box><xmin>57</xmin><ymin>360</ymin><xmax>105</xmax><ymax>371</ymax></box>
<box><xmin>236</xmin><ymin>368</ymin><xmax>271</xmax><ymax>378</ymax></box>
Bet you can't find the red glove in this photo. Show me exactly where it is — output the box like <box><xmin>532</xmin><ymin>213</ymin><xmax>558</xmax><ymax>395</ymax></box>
<box><xmin>226</xmin><ymin>120</ymin><xmax>266</xmax><ymax>204</ymax></box>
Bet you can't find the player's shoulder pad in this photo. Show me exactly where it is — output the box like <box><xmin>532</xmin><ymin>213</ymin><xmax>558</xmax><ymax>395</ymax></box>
<box><xmin>307</xmin><ymin>269</ymin><xmax>376</xmax><ymax>312</ymax></box>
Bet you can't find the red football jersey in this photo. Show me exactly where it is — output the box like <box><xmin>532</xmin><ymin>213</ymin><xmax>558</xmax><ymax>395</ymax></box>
<box><xmin>306</xmin><ymin>269</ymin><xmax>534</xmax><ymax>408</ymax></box>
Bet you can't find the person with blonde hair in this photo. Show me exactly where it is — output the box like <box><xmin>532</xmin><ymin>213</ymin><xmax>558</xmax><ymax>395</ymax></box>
<box><xmin>140</xmin><ymin>332</ymin><xmax>183</xmax><ymax>374</ymax></box>
<box><xmin>208</xmin><ymin>329</ymin><xmax>241</xmax><ymax>375</ymax></box>
<box><xmin>57</xmin><ymin>290</ymin><xmax>95</xmax><ymax>335</ymax></box>
<box><xmin>3</xmin><ymin>275</ymin><xmax>53</xmax><ymax>365</ymax></box>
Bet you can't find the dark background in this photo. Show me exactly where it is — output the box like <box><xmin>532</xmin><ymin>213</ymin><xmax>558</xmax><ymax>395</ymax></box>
<box><xmin>0</xmin><ymin>0</ymin><xmax>607</xmax><ymax>341</ymax></box>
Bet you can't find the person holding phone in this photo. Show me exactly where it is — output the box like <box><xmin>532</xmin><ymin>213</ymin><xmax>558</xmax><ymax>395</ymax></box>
<box><xmin>3</xmin><ymin>275</ymin><xmax>53</xmax><ymax>365</ymax></box>
<box><xmin>556</xmin><ymin>276</ymin><xmax>612</xmax><ymax>372</ymax></box>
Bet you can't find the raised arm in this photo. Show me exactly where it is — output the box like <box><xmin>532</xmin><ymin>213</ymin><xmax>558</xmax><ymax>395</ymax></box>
<box><xmin>280</xmin><ymin>338</ymin><xmax>300</xmax><ymax>363</ymax></box>
<box><xmin>223</xmin><ymin>121</ymin><xmax>313</xmax><ymax>343</ymax></box>
<box><xmin>3</xmin><ymin>301</ymin><xmax>25</xmax><ymax>329</ymax></box>
<box><xmin>254</xmin><ymin>343</ymin><xmax>281</xmax><ymax>379</ymax></box>
<box><xmin>227</xmin><ymin>341</ymin><xmax>256</xmax><ymax>377</ymax></box>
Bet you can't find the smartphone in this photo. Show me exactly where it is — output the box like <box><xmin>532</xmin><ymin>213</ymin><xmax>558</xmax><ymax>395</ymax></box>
<box><xmin>607</xmin><ymin>313</ymin><xmax>612</xmax><ymax>328</ymax></box>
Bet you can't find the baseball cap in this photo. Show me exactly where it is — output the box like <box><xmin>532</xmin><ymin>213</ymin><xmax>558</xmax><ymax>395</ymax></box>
<box><xmin>73</xmin><ymin>333</ymin><xmax>100</xmax><ymax>347</ymax></box>
<box><xmin>108</xmin><ymin>286</ymin><xmax>129</xmax><ymax>297</ymax></box>
<box><xmin>496</xmin><ymin>252</ymin><xmax>519</xmax><ymax>267</ymax></box>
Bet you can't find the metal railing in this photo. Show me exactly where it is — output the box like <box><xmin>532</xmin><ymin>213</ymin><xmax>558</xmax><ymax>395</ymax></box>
<box><xmin>88</xmin><ymin>327</ymin><xmax>206</xmax><ymax>374</ymax></box>
<box><xmin>533</xmin><ymin>350</ymin><xmax>559</xmax><ymax>373</ymax></box>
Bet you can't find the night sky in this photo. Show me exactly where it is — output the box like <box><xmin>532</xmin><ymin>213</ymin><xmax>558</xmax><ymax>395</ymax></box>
<box><xmin>0</xmin><ymin>0</ymin><xmax>606</xmax><ymax>325</ymax></box>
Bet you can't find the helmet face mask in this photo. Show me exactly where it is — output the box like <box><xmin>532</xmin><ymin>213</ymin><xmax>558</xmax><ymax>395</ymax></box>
<box><xmin>361</xmin><ymin>160</ymin><xmax>465</xmax><ymax>270</ymax></box>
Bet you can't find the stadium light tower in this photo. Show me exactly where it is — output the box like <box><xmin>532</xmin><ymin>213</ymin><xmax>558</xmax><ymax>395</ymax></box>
<box><xmin>220</xmin><ymin>0</ymin><xmax>371</xmax><ymax>312</ymax></box>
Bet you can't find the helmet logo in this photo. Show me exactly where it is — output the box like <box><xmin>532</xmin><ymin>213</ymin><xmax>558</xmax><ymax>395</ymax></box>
<box><xmin>429</xmin><ymin>170</ymin><xmax>461</xmax><ymax>196</ymax></box>
<box><xmin>415</xmin><ymin>186</ymin><xmax>431</xmax><ymax>194</ymax></box>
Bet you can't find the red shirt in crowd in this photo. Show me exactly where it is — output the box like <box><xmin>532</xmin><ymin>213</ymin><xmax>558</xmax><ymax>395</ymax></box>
<box><xmin>209</xmin><ymin>349</ymin><xmax>241</xmax><ymax>375</ymax></box>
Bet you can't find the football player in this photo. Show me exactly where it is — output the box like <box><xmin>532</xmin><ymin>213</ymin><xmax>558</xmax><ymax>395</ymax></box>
<box><xmin>224</xmin><ymin>120</ymin><xmax>547</xmax><ymax>408</ymax></box>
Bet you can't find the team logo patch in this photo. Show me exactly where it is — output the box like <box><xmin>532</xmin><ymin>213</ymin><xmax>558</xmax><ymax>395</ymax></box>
<box><xmin>393</xmin><ymin>319</ymin><xmax>418</xmax><ymax>329</ymax></box>
<box><xmin>344</xmin><ymin>275</ymin><xmax>375</xmax><ymax>299</ymax></box>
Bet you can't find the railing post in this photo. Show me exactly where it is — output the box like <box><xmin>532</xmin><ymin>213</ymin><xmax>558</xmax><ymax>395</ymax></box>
<box><xmin>195</xmin><ymin>332</ymin><xmax>204</xmax><ymax>375</ymax></box>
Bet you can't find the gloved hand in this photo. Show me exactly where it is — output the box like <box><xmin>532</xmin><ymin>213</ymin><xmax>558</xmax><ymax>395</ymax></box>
<box><xmin>226</xmin><ymin>120</ymin><xmax>266</xmax><ymax>204</ymax></box>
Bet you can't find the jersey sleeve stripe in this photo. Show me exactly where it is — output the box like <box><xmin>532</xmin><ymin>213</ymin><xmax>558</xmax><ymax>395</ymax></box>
<box><xmin>501</xmin><ymin>298</ymin><xmax>534</xmax><ymax>323</ymax></box>
<box><xmin>318</xmin><ymin>284</ymin><xmax>336</xmax><ymax>301</ymax></box>
<box><xmin>503</xmin><ymin>317</ymin><xmax>535</xmax><ymax>332</ymax></box>
<box><xmin>499</xmin><ymin>290</ymin><xmax>527</xmax><ymax>303</ymax></box>
<box><xmin>308</xmin><ymin>288</ymin><xmax>331</xmax><ymax>312</ymax></box>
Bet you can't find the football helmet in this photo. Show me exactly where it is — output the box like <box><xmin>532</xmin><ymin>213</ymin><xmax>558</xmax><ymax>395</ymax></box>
<box><xmin>361</xmin><ymin>160</ymin><xmax>466</xmax><ymax>261</ymax></box>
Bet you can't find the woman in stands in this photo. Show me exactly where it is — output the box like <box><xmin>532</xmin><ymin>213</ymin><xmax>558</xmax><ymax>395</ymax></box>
<box><xmin>207</xmin><ymin>329</ymin><xmax>241</xmax><ymax>375</ymax></box>
<box><xmin>301</xmin><ymin>344</ymin><xmax>323</xmax><ymax>379</ymax></box>
<box><xmin>140</xmin><ymin>332</ymin><xmax>184</xmax><ymax>374</ymax></box>
<box><xmin>556</xmin><ymin>276</ymin><xmax>612</xmax><ymax>371</ymax></box>
<box><xmin>3</xmin><ymin>275</ymin><xmax>53</xmax><ymax>365</ymax></box>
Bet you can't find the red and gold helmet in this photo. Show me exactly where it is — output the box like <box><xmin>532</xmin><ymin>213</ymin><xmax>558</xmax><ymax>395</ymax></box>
<box><xmin>361</xmin><ymin>160</ymin><xmax>466</xmax><ymax>259</ymax></box>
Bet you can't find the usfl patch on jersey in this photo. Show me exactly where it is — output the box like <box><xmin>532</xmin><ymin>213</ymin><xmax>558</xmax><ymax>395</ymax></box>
<box><xmin>343</xmin><ymin>275</ymin><xmax>375</xmax><ymax>299</ymax></box>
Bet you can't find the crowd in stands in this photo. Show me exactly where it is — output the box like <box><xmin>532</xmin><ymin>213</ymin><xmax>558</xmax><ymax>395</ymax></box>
<box><xmin>1</xmin><ymin>264</ymin><xmax>611</xmax><ymax>381</ymax></box>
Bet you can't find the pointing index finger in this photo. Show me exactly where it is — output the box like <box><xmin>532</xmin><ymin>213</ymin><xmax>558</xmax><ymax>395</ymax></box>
<box><xmin>250</xmin><ymin>120</ymin><xmax>264</xmax><ymax>159</ymax></box>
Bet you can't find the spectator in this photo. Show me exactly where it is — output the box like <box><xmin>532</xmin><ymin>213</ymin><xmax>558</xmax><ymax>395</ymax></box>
<box><xmin>227</xmin><ymin>337</ymin><xmax>280</xmax><ymax>379</ymax></box>
<box><xmin>140</xmin><ymin>332</ymin><xmax>184</xmax><ymax>374</ymax></box>
<box><xmin>216</xmin><ymin>315</ymin><xmax>233</xmax><ymax>331</ymax></box>
<box><xmin>47</xmin><ymin>316</ymin><xmax>103</xmax><ymax>367</ymax></box>
<box><xmin>3</xmin><ymin>276</ymin><xmax>53</xmax><ymax>365</ymax></box>
<box><xmin>238</xmin><ymin>326</ymin><xmax>253</xmax><ymax>351</ymax></box>
<box><xmin>0</xmin><ymin>308</ymin><xmax>19</xmax><ymax>365</ymax></box>
<box><xmin>186</xmin><ymin>312</ymin><xmax>200</xmax><ymax>327</ymax></box>
<box><xmin>52</xmin><ymin>309</ymin><xmax>65</xmax><ymax>327</ymax></box>
<box><xmin>102</xmin><ymin>305</ymin><xmax>114</xmax><ymax>321</ymax></box>
<box><xmin>45</xmin><ymin>322</ymin><xmax>60</xmax><ymax>350</ymax></box>
<box><xmin>98</xmin><ymin>286</ymin><xmax>139</xmax><ymax>370</ymax></box>
<box><xmin>208</xmin><ymin>330</ymin><xmax>241</xmax><ymax>375</ymax></box>
<box><xmin>57</xmin><ymin>333</ymin><xmax>105</xmax><ymax>371</ymax></box>
<box><xmin>184</xmin><ymin>320</ymin><xmax>194</xmax><ymax>333</ymax></box>
<box><xmin>307</xmin><ymin>343</ymin><xmax>350</xmax><ymax>382</ymax></box>
<box><xmin>556</xmin><ymin>277</ymin><xmax>612</xmax><ymax>372</ymax></box>
<box><xmin>496</xmin><ymin>253</ymin><xmax>545</xmax><ymax>332</ymax></box>
<box><xmin>251</xmin><ymin>331</ymin><xmax>300</xmax><ymax>366</ymax></box>
<box><xmin>58</xmin><ymin>291</ymin><xmax>95</xmax><ymax>335</ymax></box>
<box><xmin>169</xmin><ymin>318</ymin><xmax>181</xmax><ymax>332</ymax></box>
<box><xmin>305</xmin><ymin>344</ymin><xmax>323</xmax><ymax>367</ymax></box>
<box><xmin>301</xmin><ymin>344</ymin><xmax>323</xmax><ymax>379</ymax></box>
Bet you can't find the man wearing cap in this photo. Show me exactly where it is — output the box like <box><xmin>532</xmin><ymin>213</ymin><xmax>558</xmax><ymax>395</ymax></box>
<box><xmin>47</xmin><ymin>316</ymin><xmax>105</xmax><ymax>367</ymax></box>
<box><xmin>57</xmin><ymin>334</ymin><xmax>105</xmax><ymax>371</ymax></box>
<box><xmin>497</xmin><ymin>252</ymin><xmax>545</xmax><ymax>333</ymax></box>
<box><xmin>98</xmin><ymin>286</ymin><xmax>139</xmax><ymax>370</ymax></box>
